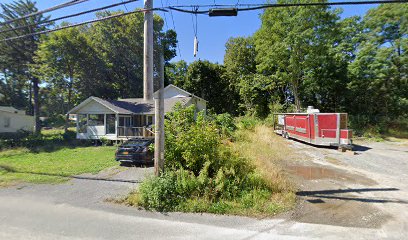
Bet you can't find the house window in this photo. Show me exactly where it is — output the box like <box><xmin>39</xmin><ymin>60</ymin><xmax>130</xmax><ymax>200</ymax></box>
<box><xmin>88</xmin><ymin>114</ymin><xmax>104</xmax><ymax>126</ymax></box>
<box><xmin>106</xmin><ymin>114</ymin><xmax>116</xmax><ymax>134</ymax></box>
<box><xmin>4</xmin><ymin>117</ymin><xmax>10</xmax><ymax>128</ymax></box>
<box><xmin>78</xmin><ymin>114</ymin><xmax>87</xmax><ymax>133</ymax></box>
<box><xmin>119</xmin><ymin>116</ymin><xmax>131</xmax><ymax>127</ymax></box>
<box><xmin>134</xmin><ymin>115</ymin><xmax>146</xmax><ymax>126</ymax></box>
<box><xmin>147</xmin><ymin>115</ymin><xmax>153</xmax><ymax>126</ymax></box>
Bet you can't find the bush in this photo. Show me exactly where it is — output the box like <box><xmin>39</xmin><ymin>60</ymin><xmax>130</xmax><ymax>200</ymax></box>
<box><xmin>236</xmin><ymin>115</ymin><xmax>259</xmax><ymax>130</ymax></box>
<box><xmin>212</xmin><ymin>113</ymin><xmax>237</xmax><ymax>138</ymax></box>
<box><xmin>134</xmin><ymin>104</ymin><xmax>278</xmax><ymax>215</ymax></box>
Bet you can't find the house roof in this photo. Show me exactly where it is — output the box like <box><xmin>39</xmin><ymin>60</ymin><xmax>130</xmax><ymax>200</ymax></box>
<box><xmin>154</xmin><ymin>84</ymin><xmax>207</xmax><ymax>103</ymax></box>
<box><xmin>68</xmin><ymin>85</ymin><xmax>205</xmax><ymax>115</ymax></box>
<box><xmin>0</xmin><ymin>106</ymin><xmax>25</xmax><ymax>114</ymax></box>
<box><xmin>68</xmin><ymin>96</ymin><xmax>191</xmax><ymax>115</ymax></box>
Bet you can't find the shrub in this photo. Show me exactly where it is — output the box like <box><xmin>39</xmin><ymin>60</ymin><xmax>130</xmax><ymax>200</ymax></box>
<box><xmin>213</xmin><ymin>113</ymin><xmax>237</xmax><ymax>138</ymax></box>
<box><xmin>236</xmin><ymin>115</ymin><xmax>259</xmax><ymax>130</ymax></box>
<box><xmin>135</xmin><ymin>104</ymin><xmax>278</xmax><ymax>215</ymax></box>
<box><xmin>165</xmin><ymin>105</ymin><xmax>220</xmax><ymax>176</ymax></box>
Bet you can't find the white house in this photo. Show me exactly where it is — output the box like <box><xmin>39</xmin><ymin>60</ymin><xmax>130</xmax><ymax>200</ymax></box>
<box><xmin>0</xmin><ymin>106</ymin><xmax>34</xmax><ymax>133</ymax></box>
<box><xmin>67</xmin><ymin>85</ymin><xmax>207</xmax><ymax>141</ymax></box>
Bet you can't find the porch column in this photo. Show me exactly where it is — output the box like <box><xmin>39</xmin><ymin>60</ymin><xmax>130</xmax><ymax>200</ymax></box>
<box><xmin>115</xmin><ymin>114</ymin><xmax>119</xmax><ymax>138</ymax></box>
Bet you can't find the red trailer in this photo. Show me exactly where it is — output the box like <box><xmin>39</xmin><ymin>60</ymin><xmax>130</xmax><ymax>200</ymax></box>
<box><xmin>273</xmin><ymin>107</ymin><xmax>352</xmax><ymax>149</ymax></box>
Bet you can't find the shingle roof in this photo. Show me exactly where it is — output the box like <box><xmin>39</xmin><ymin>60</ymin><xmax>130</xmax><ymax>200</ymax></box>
<box><xmin>88</xmin><ymin>97</ymin><xmax>191</xmax><ymax>115</ymax></box>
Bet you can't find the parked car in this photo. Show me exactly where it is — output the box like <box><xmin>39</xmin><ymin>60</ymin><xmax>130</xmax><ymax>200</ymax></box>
<box><xmin>115</xmin><ymin>138</ymin><xmax>154</xmax><ymax>165</ymax></box>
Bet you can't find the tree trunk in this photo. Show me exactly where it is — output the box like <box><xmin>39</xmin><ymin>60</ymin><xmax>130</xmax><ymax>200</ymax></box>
<box><xmin>292</xmin><ymin>80</ymin><xmax>301</xmax><ymax>112</ymax></box>
<box><xmin>32</xmin><ymin>77</ymin><xmax>41</xmax><ymax>135</ymax></box>
<box><xmin>28</xmin><ymin>81</ymin><xmax>33</xmax><ymax>115</ymax></box>
<box><xmin>65</xmin><ymin>73</ymin><xmax>73</xmax><ymax>133</ymax></box>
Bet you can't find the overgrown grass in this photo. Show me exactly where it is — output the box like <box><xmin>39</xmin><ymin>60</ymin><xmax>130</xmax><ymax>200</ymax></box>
<box><xmin>230</xmin><ymin>124</ymin><xmax>299</xmax><ymax>194</ymax></box>
<box><xmin>122</xmin><ymin>109</ymin><xmax>296</xmax><ymax>217</ymax></box>
<box><xmin>0</xmin><ymin>146</ymin><xmax>117</xmax><ymax>186</ymax></box>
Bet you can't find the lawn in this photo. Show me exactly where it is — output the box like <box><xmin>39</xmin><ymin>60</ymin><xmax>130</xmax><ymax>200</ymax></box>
<box><xmin>0</xmin><ymin>146</ymin><xmax>117</xmax><ymax>186</ymax></box>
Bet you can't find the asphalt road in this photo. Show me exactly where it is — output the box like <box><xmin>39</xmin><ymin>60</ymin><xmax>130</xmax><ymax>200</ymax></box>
<box><xmin>0</xmin><ymin>139</ymin><xmax>407</xmax><ymax>239</ymax></box>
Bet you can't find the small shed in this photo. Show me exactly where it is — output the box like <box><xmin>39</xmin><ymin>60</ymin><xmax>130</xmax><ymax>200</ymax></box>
<box><xmin>67</xmin><ymin>85</ymin><xmax>207</xmax><ymax>140</ymax></box>
<box><xmin>0</xmin><ymin>106</ymin><xmax>34</xmax><ymax>133</ymax></box>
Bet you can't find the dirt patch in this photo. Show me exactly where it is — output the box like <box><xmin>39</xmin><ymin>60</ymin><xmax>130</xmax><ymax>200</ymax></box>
<box><xmin>287</xmin><ymin>165</ymin><xmax>377</xmax><ymax>186</ymax></box>
<box><xmin>282</xmin><ymin>162</ymin><xmax>390</xmax><ymax>228</ymax></box>
<box><xmin>290</xmin><ymin>194</ymin><xmax>392</xmax><ymax>228</ymax></box>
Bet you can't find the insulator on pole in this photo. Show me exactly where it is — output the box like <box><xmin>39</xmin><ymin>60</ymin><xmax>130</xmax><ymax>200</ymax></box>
<box><xmin>194</xmin><ymin>36</ymin><xmax>198</xmax><ymax>57</ymax></box>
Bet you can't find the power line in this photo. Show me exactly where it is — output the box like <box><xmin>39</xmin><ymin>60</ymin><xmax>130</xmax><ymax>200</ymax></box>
<box><xmin>1</xmin><ymin>7</ymin><xmax>166</xmax><ymax>42</ymax></box>
<box><xmin>160</xmin><ymin>0</ymin><xmax>169</xmax><ymax>30</ymax></box>
<box><xmin>2</xmin><ymin>0</ymin><xmax>407</xmax><ymax>42</ymax></box>
<box><xmin>0</xmin><ymin>0</ymin><xmax>139</xmax><ymax>35</ymax></box>
<box><xmin>0</xmin><ymin>0</ymin><xmax>91</xmax><ymax>26</ymax></box>
<box><xmin>121</xmin><ymin>0</ymin><xmax>130</xmax><ymax>12</ymax></box>
<box><xmin>168</xmin><ymin>0</ymin><xmax>408</xmax><ymax>14</ymax></box>
<box><xmin>168</xmin><ymin>8</ymin><xmax>182</xmax><ymax>58</ymax></box>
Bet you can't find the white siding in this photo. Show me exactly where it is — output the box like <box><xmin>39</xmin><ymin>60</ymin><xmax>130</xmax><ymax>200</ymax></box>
<box><xmin>185</xmin><ymin>98</ymin><xmax>207</xmax><ymax>113</ymax></box>
<box><xmin>163</xmin><ymin>86</ymin><xmax>189</xmax><ymax>99</ymax></box>
<box><xmin>77</xmin><ymin>100</ymin><xmax>115</xmax><ymax>114</ymax></box>
<box><xmin>0</xmin><ymin>111</ymin><xmax>34</xmax><ymax>133</ymax></box>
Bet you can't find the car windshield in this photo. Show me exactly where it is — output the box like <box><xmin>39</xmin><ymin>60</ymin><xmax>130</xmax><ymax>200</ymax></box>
<box><xmin>122</xmin><ymin>140</ymin><xmax>149</xmax><ymax>147</ymax></box>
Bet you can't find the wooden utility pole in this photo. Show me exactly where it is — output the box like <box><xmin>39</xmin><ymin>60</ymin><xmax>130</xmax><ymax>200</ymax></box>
<box><xmin>154</xmin><ymin>50</ymin><xmax>165</xmax><ymax>176</ymax></box>
<box><xmin>143</xmin><ymin>0</ymin><xmax>154</xmax><ymax>100</ymax></box>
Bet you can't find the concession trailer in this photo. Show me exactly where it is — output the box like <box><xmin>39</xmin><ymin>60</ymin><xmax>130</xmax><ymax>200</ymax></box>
<box><xmin>273</xmin><ymin>106</ymin><xmax>353</xmax><ymax>149</ymax></box>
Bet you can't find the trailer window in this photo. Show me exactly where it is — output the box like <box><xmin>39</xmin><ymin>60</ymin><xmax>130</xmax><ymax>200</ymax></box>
<box><xmin>340</xmin><ymin>114</ymin><xmax>347</xmax><ymax>129</ymax></box>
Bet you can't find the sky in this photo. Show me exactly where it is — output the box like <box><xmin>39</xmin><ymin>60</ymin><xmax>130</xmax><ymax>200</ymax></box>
<box><xmin>0</xmin><ymin>0</ymin><xmax>378</xmax><ymax>63</ymax></box>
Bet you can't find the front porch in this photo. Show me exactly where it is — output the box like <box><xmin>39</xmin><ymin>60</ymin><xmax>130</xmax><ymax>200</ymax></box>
<box><xmin>76</xmin><ymin>113</ymin><xmax>154</xmax><ymax>140</ymax></box>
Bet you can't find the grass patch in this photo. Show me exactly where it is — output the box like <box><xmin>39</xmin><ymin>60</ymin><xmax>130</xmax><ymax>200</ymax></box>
<box><xmin>0</xmin><ymin>146</ymin><xmax>117</xmax><ymax>186</ymax></box>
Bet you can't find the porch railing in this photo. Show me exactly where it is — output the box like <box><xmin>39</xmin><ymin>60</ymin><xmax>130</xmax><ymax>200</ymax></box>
<box><xmin>118</xmin><ymin>127</ymin><xmax>143</xmax><ymax>137</ymax></box>
<box><xmin>117</xmin><ymin>127</ymin><xmax>154</xmax><ymax>138</ymax></box>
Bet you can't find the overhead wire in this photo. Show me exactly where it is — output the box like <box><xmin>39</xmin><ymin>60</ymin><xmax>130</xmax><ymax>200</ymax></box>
<box><xmin>160</xmin><ymin>0</ymin><xmax>169</xmax><ymax>30</ymax></box>
<box><xmin>1</xmin><ymin>7</ymin><xmax>167</xmax><ymax>42</ymax></box>
<box><xmin>121</xmin><ymin>0</ymin><xmax>130</xmax><ymax>12</ymax></box>
<box><xmin>0</xmin><ymin>0</ymin><xmax>139</xmax><ymax>35</ymax></box>
<box><xmin>0</xmin><ymin>0</ymin><xmax>91</xmax><ymax>26</ymax></box>
<box><xmin>168</xmin><ymin>0</ymin><xmax>408</xmax><ymax>14</ymax></box>
<box><xmin>1</xmin><ymin>0</ymin><xmax>407</xmax><ymax>42</ymax></box>
<box><xmin>168</xmin><ymin>1</ymin><xmax>182</xmax><ymax>58</ymax></box>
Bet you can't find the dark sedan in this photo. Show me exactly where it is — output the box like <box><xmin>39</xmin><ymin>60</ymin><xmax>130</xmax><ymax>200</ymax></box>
<box><xmin>115</xmin><ymin>138</ymin><xmax>154</xmax><ymax>165</ymax></box>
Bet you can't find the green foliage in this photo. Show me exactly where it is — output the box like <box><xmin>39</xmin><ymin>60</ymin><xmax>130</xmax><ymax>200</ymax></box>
<box><xmin>99</xmin><ymin>137</ymin><xmax>109</xmax><ymax>146</ymax></box>
<box><xmin>0</xmin><ymin>129</ymin><xmax>84</xmax><ymax>151</ymax></box>
<box><xmin>164</xmin><ymin>104</ymin><xmax>220</xmax><ymax>176</ymax></box>
<box><xmin>132</xmin><ymin>105</ymin><xmax>287</xmax><ymax>215</ymax></box>
<box><xmin>212</xmin><ymin>113</ymin><xmax>237</xmax><ymax>138</ymax></box>
<box><xmin>347</xmin><ymin>3</ymin><xmax>408</xmax><ymax>130</ymax></box>
<box><xmin>235</xmin><ymin>115</ymin><xmax>260</xmax><ymax>130</ymax></box>
<box><xmin>169</xmin><ymin>60</ymin><xmax>235</xmax><ymax>114</ymax></box>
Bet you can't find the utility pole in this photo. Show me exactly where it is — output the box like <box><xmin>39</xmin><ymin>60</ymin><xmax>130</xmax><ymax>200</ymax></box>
<box><xmin>143</xmin><ymin>0</ymin><xmax>154</xmax><ymax>100</ymax></box>
<box><xmin>154</xmin><ymin>49</ymin><xmax>165</xmax><ymax>176</ymax></box>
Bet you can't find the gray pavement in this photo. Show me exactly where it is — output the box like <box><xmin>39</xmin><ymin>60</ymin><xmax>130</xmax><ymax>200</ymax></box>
<box><xmin>0</xmin><ymin>139</ymin><xmax>407</xmax><ymax>239</ymax></box>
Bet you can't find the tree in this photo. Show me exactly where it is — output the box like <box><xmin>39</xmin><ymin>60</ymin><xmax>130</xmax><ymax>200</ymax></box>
<box><xmin>175</xmin><ymin>60</ymin><xmax>231</xmax><ymax>114</ymax></box>
<box><xmin>254</xmin><ymin>0</ymin><xmax>340</xmax><ymax>112</ymax></box>
<box><xmin>223</xmin><ymin>37</ymin><xmax>257</xmax><ymax>114</ymax></box>
<box><xmin>348</xmin><ymin>3</ymin><xmax>408</xmax><ymax>129</ymax></box>
<box><xmin>166</xmin><ymin>60</ymin><xmax>188</xmax><ymax>86</ymax></box>
<box><xmin>87</xmin><ymin>11</ymin><xmax>177</xmax><ymax>99</ymax></box>
<box><xmin>34</xmin><ymin>24</ymin><xmax>93</xmax><ymax>131</ymax></box>
<box><xmin>0</xmin><ymin>0</ymin><xmax>50</xmax><ymax>134</ymax></box>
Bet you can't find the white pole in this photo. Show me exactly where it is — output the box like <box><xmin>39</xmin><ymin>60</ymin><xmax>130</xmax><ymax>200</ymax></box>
<box><xmin>154</xmin><ymin>50</ymin><xmax>165</xmax><ymax>176</ymax></box>
<box><xmin>143</xmin><ymin>0</ymin><xmax>154</xmax><ymax>100</ymax></box>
